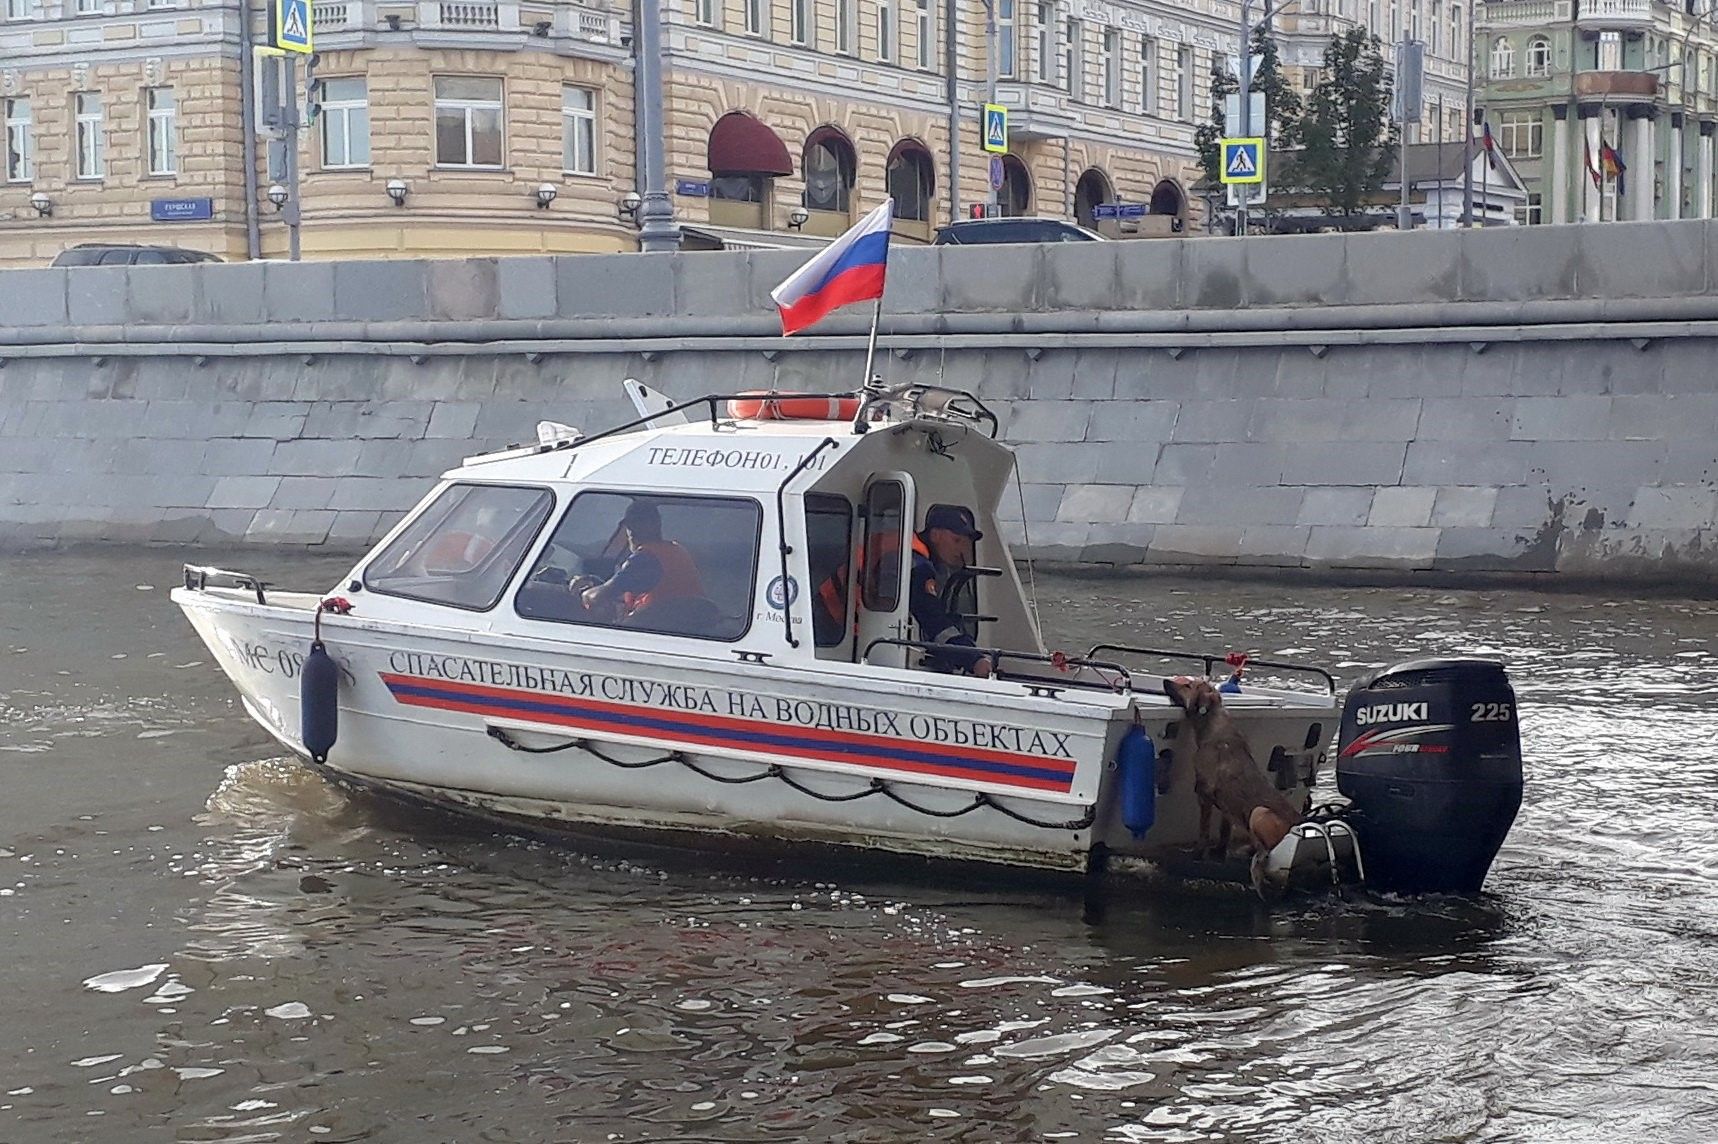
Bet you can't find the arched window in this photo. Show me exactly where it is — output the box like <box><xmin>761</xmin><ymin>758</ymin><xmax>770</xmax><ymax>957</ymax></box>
<box><xmin>1525</xmin><ymin>35</ymin><xmax>1551</xmax><ymax>77</ymax></box>
<box><xmin>1490</xmin><ymin>36</ymin><xmax>1515</xmax><ymax>79</ymax></box>
<box><xmin>885</xmin><ymin>138</ymin><xmax>935</xmax><ymax>222</ymax></box>
<box><xmin>1149</xmin><ymin>178</ymin><xmax>1185</xmax><ymax>222</ymax></box>
<box><xmin>1073</xmin><ymin>166</ymin><xmax>1113</xmax><ymax>229</ymax></box>
<box><xmin>998</xmin><ymin>154</ymin><xmax>1032</xmax><ymax>216</ymax></box>
<box><xmin>802</xmin><ymin>126</ymin><xmax>857</xmax><ymax>215</ymax></box>
<box><xmin>707</xmin><ymin>110</ymin><xmax>792</xmax><ymax>227</ymax></box>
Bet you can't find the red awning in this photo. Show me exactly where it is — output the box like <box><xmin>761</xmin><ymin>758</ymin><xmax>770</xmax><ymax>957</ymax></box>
<box><xmin>707</xmin><ymin>112</ymin><xmax>793</xmax><ymax>177</ymax></box>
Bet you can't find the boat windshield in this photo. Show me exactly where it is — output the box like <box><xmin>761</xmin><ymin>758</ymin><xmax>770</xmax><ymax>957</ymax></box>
<box><xmin>362</xmin><ymin>483</ymin><xmax>555</xmax><ymax>611</ymax></box>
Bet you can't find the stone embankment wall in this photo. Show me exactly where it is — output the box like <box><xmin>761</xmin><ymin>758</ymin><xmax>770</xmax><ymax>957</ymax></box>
<box><xmin>4</xmin><ymin>220</ymin><xmax>1718</xmax><ymax>584</ymax></box>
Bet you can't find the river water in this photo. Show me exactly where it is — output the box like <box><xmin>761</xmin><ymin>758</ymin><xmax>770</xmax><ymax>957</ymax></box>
<box><xmin>3</xmin><ymin>551</ymin><xmax>1716</xmax><ymax>1143</ymax></box>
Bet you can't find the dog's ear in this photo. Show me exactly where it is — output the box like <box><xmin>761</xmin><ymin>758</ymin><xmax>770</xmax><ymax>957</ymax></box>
<box><xmin>1162</xmin><ymin>677</ymin><xmax>1190</xmax><ymax>710</ymax></box>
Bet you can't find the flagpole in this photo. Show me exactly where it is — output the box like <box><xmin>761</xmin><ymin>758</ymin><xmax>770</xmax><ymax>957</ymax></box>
<box><xmin>860</xmin><ymin>294</ymin><xmax>884</xmax><ymax>391</ymax></box>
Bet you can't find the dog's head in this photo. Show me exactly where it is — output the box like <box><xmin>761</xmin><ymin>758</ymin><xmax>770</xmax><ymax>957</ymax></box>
<box><xmin>1162</xmin><ymin>676</ymin><xmax>1223</xmax><ymax>721</ymax></box>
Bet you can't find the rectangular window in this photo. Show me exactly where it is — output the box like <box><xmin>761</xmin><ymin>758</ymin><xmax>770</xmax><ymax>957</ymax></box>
<box><xmin>364</xmin><ymin>484</ymin><xmax>555</xmax><ymax>612</ymax></box>
<box><xmin>1139</xmin><ymin>35</ymin><xmax>1155</xmax><ymax>115</ymax></box>
<box><xmin>1034</xmin><ymin>3</ymin><xmax>1054</xmax><ymax>84</ymax></box>
<box><xmin>321</xmin><ymin>77</ymin><xmax>370</xmax><ymax>168</ymax></box>
<box><xmin>1430</xmin><ymin>0</ymin><xmax>1440</xmax><ymax>54</ymax></box>
<box><xmin>1173</xmin><ymin>44</ymin><xmax>1191</xmax><ymax>120</ymax></box>
<box><xmin>2</xmin><ymin>97</ymin><xmax>29</xmax><ymax>182</ymax></box>
<box><xmin>836</xmin><ymin>0</ymin><xmax>854</xmax><ymax>53</ymax></box>
<box><xmin>1598</xmin><ymin>30</ymin><xmax>1620</xmax><ymax>71</ymax></box>
<box><xmin>1498</xmin><ymin>110</ymin><xmax>1542</xmax><ymax>158</ymax></box>
<box><xmin>744</xmin><ymin>0</ymin><xmax>763</xmax><ymax>35</ymax></box>
<box><xmin>878</xmin><ymin>0</ymin><xmax>894</xmax><ymax>62</ymax></box>
<box><xmin>561</xmin><ymin>85</ymin><xmax>596</xmax><ymax>174</ymax></box>
<box><xmin>5</xmin><ymin>0</ymin><xmax>33</xmax><ymax>19</ymax></box>
<box><xmin>1065</xmin><ymin>17</ymin><xmax>1082</xmax><ymax>97</ymax></box>
<box><xmin>1518</xmin><ymin>191</ymin><xmax>1543</xmax><ymax>226</ymax></box>
<box><xmin>790</xmin><ymin>0</ymin><xmax>808</xmax><ymax>44</ymax></box>
<box><xmin>145</xmin><ymin>86</ymin><xmax>176</xmax><ymax>176</ymax></box>
<box><xmin>515</xmin><ymin>492</ymin><xmax>763</xmax><ymax>642</ymax></box>
<box><xmin>805</xmin><ymin>493</ymin><xmax>854</xmax><ymax>649</ymax></box>
<box><xmin>74</xmin><ymin>91</ymin><xmax>103</xmax><ymax>179</ymax></box>
<box><xmin>860</xmin><ymin>481</ymin><xmax>905</xmax><ymax>612</ymax></box>
<box><xmin>433</xmin><ymin>76</ymin><xmax>504</xmax><ymax>168</ymax></box>
<box><xmin>1101</xmin><ymin>26</ymin><xmax>1118</xmax><ymax>106</ymax></box>
<box><xmin>694</xmin><ymin>0</ymin><xmax>714</xmax><ymax>25</ymax></box>
<box><xmin>998</xmin><ymin>0</ymin><xmax>1015</xmax><ymax>78</ymax></box>
<box><xmin>75</xmin><ymin>0</ymin><xmax>99</xmax><ymax>12</ymax></box>
<box><xmin>916</xmin><ymin>0</ymin><xmax>931</xmax><ymax>69</ymax></box>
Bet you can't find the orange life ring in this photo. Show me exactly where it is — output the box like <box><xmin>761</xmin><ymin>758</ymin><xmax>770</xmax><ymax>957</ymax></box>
<box><xmin>726</xmin><ymin>392</ymin><xmax>862</xmax><ymax>421</ymax></box>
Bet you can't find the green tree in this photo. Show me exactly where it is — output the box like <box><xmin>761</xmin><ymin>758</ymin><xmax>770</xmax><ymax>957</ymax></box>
<box><xmin>1194</xmin><ymin>28</ymin><xmax>1303</xmax><ymax>187</ymax></box>
<box><xmin>1294</xmin><ymin>26</ymin><xmax>1397</xmax><ymax>215</ymax></box>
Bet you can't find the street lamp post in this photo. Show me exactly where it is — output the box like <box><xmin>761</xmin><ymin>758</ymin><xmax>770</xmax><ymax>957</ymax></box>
<box><xmin>983</xmin><ymin>0</ymin><xmax>1000</xmax><ymax>213</ymax></box>
<box><xmin>633</xmin><ymin>0</ymin><xmax>680</xmax><ymax>253</ymax></box>
<box><xmin>1462</xmin><ymin>0</ymin><xmax>1475</xmax><ymax>225</ymax></box>
<box><xmin>1235</xmin><ymin>0</ymin><xmax>1296</xmax><ymax>237</ymax></box>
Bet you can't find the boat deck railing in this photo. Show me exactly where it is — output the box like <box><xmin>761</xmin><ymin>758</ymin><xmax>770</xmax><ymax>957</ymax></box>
<box><xmin>1087</xmin><ymin>644</ymin><xmax>1338</xmax><ymax>694</ymax></box>
<box><xmin>861</xmin><ymin>639</ymin><xmax>1134</xmax><ymax>696</ymax></box>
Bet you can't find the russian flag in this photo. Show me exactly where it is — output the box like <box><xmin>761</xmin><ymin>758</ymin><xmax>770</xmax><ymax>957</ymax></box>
<box><xmin>769</xmin><ymin>198</ymin><xmax>893</xmax><ymax>336</ymax></box>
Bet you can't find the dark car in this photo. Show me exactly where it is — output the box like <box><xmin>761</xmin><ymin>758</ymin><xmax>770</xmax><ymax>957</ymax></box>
<box><xmin>932</xmin><ymin>218</ymin><xmax>1105</xmax><ymax>245</ymax></box>
<box><xmin>52</xmin><ymin>243</ymin><xmax>223</xmax><ymax>267</ymax></box>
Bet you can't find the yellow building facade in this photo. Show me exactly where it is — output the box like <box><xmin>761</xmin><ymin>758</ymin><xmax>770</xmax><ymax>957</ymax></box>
<box><xmin>0</xmin><ymin>0</ymin><xmax>1264</xmax><ymax>265</ymax></box>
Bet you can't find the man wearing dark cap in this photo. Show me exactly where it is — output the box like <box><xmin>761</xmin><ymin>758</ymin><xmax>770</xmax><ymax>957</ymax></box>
<box><xmin>574</xmin><ymin>500</ymin><xmax>705</xmax><ymax>624</ymax></box>
<box><xmin>910</xmin><ymin>505</ymin><xmax>991</xmax><ymax>678</ymax></box>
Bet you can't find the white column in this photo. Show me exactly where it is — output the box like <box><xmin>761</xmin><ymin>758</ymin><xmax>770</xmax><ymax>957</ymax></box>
<box><xmin>1699</xmin><ymin>129</ymin><xmax>1714</xmax><ymax>219</ymax></box>
<box><xmin>1551</xmin><ymin>112</ymin><xmax>1570</xmax><ymax>224</ymax></box>
<box><xmin>1583</xmin><ymin>114</ymin><xmax>1602</xmax><ymax>223</ymax></box>
<box><xmin>1628</xmin><ymin>112</ymin><xmax>1653</xmax><ymax>220</ymax></box>
<box><xmin>1667</xmin><ymin>114</ymin><xmax>1684</xmax><ymax>220</ymax></box>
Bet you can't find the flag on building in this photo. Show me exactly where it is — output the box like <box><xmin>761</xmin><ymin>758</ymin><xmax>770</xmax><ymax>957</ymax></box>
<box><xmin>1584</xmin><ymin>138</ymin><xmax>1601</xmax><ymax>190</ymax></box>
<box><xmin>769</xmin><ymin>199</ymin><xmax>894</xmax><ymax>336</ymax></box>
<box><xmin>1600</xmin><ymin>141</ymin><xmax>1626</xmax><ymax>198</ymax></box>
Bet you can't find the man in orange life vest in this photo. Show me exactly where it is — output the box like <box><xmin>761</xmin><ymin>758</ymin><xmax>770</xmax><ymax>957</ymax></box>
<box><xmin>574</xmin><ymin>501</ymin><xmax>704</xmax><ymax>624</ymax></box>
<box><xmin>911</xmin><ymin>505</ymin><xmax>992</xmax><ymax>678</ymax></box>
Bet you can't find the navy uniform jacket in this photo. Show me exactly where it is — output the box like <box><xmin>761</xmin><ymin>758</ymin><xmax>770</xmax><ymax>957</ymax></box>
<box><xmin>909</xmin><ymin>543</ymin><xmax>984</xmax><ymax>673</ymax></box>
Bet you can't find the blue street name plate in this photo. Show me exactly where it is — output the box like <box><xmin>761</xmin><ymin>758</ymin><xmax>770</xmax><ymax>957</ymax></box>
<box><xmin>675</xmin><ymin>178</ymin><xmax>711</xmax><ymax>198</ymax></box>
<box><xmin>150</xmin><ymin>197</ymin><xmax>215</xmax><ymax>222</ymax></box>
<box><xmin>1093</xmin><ymin>203</ymin><xmax>1147</xmax><ymax>220</ymax></box>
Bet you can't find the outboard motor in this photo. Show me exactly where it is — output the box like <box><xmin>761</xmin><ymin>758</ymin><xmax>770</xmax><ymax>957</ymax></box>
<box><xmin>1336</xmin><ymin>658</ymin><xmax>1523</xmax><ymax>894</ymax></box>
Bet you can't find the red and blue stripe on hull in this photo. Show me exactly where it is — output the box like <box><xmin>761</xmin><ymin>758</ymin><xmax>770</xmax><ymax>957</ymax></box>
<box><xmin>380</xmin><ymin>673</ymin><xmax>1078</xmax><ymax>795</ymax></box>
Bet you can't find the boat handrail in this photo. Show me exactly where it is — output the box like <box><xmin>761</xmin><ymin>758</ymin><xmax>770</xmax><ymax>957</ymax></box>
<box><xmin>538</xmin><ymin>391</ymin><xmax>865</xmax><ymax>456</ymax></box>
<box><xmin>774</xmin><ymin>436</ymin><xmax>840</xmax><ymax>648</ymax></box>
<box><xmin>862</xmin><ymin>638</ymin><xmax>1134</xmax><ymax>694</ymax></box>
<box><xmin>1086</xmin><ymin>643</ymin><xmax>1338</xmax><ymax>694</ymax></box>
<box><xmin>867</xmin><ymin>383</ymin><xmax>999</xmax><ymax>439</ymax></box>
<box><xmin>182</xmin><ymin>563</ymin><xmax>269</xmax><ymax>605</ymax></box>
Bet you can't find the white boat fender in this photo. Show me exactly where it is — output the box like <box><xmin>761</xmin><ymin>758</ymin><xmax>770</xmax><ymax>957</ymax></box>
<box><xmin>1115</xmin><ymin>717</ymin><xmax>1156</xmax><ymax>839</ymax></box>
<box><xmin>301</xmin><ymin>597</ymin><xmax>352</xmax><ymax>764</ymax></box>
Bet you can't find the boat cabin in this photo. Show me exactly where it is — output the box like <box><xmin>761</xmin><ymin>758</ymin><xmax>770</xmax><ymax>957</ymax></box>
<box><xmin>344</xmin><ymin>383</ymin><xmax>1047</xmax><ymax>679</ymax></box>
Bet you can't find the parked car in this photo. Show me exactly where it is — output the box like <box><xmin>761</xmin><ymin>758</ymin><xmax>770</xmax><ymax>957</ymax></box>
<box><xmin>931</xmin><ymin>218</ymin><xmax>1105</xmax><ymax>245</ymax></box>
<box><xmin>52</xmin><ymin>244</ymin><xmax>223</xmax><ymax>267</ymax></box>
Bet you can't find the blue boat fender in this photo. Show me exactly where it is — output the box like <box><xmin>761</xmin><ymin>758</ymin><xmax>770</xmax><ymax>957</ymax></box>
<box><xmin>301</xmin><ymin>597</ymin><xmax>352</xmax><ymax>765</ymax></box>
<box><xmin>1115</xmin><ymin>721</ymin><xmax>1157</xmax><ymax>839</ymax></box>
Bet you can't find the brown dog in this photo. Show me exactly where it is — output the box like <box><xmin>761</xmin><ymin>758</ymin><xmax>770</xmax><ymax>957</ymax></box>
<box><xmin>1162</xmin><ymin>677</ymin><xmax>1300</xmax><ymax>861</ymax></box>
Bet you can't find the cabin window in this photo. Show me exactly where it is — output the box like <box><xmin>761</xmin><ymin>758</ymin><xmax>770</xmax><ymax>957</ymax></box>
<box><xmin>805</xmin><ymin>493</ymin><xmax>854</xmax><ymax>648</ymax></box>
<box><xmin>363</xmin><ymin>483</ymin><xmax>554</xmax><ymax>611</ymax></box>
<box><xmin>860</xmin><ymin>480</ymin><xmax>905</xmax><ymax>612</ymax></box>
<box><xmin>514</xmin><ymin>491</ymin><xmax>761</xmax><ymax>641</ymax></box>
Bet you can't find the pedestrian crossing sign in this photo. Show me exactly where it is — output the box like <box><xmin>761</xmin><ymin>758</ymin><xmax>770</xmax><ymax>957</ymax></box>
<box><xmin>1220</xmin><ymin>137</ymin><xmax>1264</xmax><ymax>185</ymax></box>
<box><xmin>272</xmin><ymin>0</ymin><xmax>313</xmax><ymax>54</ymax></box>
<box><xmin>982</xmin><ymin>103</ymin><xmax>1008</xmax><ymax>154</ymax></box>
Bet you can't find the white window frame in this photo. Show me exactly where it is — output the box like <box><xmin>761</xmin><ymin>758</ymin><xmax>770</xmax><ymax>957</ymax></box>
<box><xmin>836</xmin><ymin>0</ymin><xmax>854</xmax><ymax>54</ymax></box>
<box><xmin>74</xmin><ymin>0</ymin><xmax>100</xmax><ymax>13</ymax></box>
<box><xmin>1518</xmin><ymin>191</ymin><xmax>1542</xmax><ymax>225</ymax></box>
<box><xmin>1034</xmin><ymin>2</ymin><xmax>1055</xmax><ymax>84</ymax></box>
<box><xmin>432</xmin><ymin>76</ymin><xmax>504</xmax><ymax>169</ymax></box>
<box><xmin>320</xmin><ymin>76</ymin><xmax>370</xmax><ymax>168</ymax></box>
<box><xmin>1490</xmin><ymin>36</ymin><xmax>1514</xmax><ymax>78</ymax></box>
<box><xmin>3</xmin><ymin>96</ymin><xmax>29</xmax><ymax>182</ymax></box>
<box><xmin>998</xmin><ymin>0</ymin><xmax>1015</xmax><ymax>79</ymax></box>
<box><xmin>145</xmin><ymin>86</ymin><xmax>176</xmax><ymax>176</ymax></box>
<box><xmin>4</xmin><ymin>0</ymin><xmax>34</xmax><ymax>20</ymax></box>
<box><xmin>1597</xmin><ymin>30</ymin><xmax>1620</xmax><ymax>71</ymax></box>
<box><xmin>1525</xmin><ymin>35</ymin><xmax>1551</xmax><ymax>77</ymax></box>
<box><xmin>790</xmin><ymin>0</ymin><xmax>809</xmax><ymax>44</ymax></box>
<box><xmin>915</xmin><ymin>0</ymin><xmax>931</xmax><ymax>69</ymax></box>
<box><xmin>1139</xmin><ymin>35</ymin><xmax>1155</xmax><ymax>115</ymax></box>
<box><xmin>1168</xmin><ymin>43</ymin><xmax>1189</xmax><ymax>120</ymax></box>
<box><xmin>1065</xmin><ymin>17</ymin><xmax>1082</xmax><ymax>98</ymax></box>
<box><xmin>561</xmin><ymin>84</ymin><xmax>596</xmax><ymax>175</ymax></box>
<box><xmin>1101</xmin><ymin>26</ymin><xmax>1118</xmax><ymax>106</ymax></box>
<box><xmin>744</xmin><ymin>0</ymin><xmax>764</xmax><ymax>36</ymax></box>
<box><xmin>877</xmin><ymin>0</ymin><xmax>894</xmax><ymax>62</ymax></box>
<box><xmin>74</xmin><ymin>91</ymin><xmax>103</xmax><ymax>180</ymax></box>
<box><xmin>1449</xmin><ymin>3</ymin><xmax>1461</xmax><ymax>63</ymax></box>
<box><xmin>1498</xmin><ymin>109</ymin><xmax>1542</xmax><ymax>158</ymax></box>
<box><xmin>1429</xmin><ymin>0</ymin><xmax>1440</xmax><ymax>55</ymax></box>
<box><xmin>693</xmin><ymin>0</ymin><xmax>715</xmax><ymax>26</ymax></box>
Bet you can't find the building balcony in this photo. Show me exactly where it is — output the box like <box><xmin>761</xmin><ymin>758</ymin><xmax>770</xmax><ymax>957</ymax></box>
<box><xmin>994</xmin><ymin>81</ymin><xmax>1074</xmax><ymax>140</ymax></box>
<box><xmin>1574</xmin><ymin>70</ymin><xmax>1659</xmax><ymax>99</ymax></box>
<box><xmin>310</xmin><ymin>0</ymin><xmax>623</xmax><ymax>47</ymax></box>
<box><xmin>1575</xmin><ymin>0</ymin><xmax>1654</xmax><ymax>28</ymax></box>
<box><xmin>1479</xmin><ymin>0</ymin><xmax>1571</xmax><ymax>29</ymax></box>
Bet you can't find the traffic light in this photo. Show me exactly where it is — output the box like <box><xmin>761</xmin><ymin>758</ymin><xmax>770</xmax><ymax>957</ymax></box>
<box><xmin>304</xmin><ymin>52</ymin><xmax>323</xmax><ymax>125</ymax></box>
